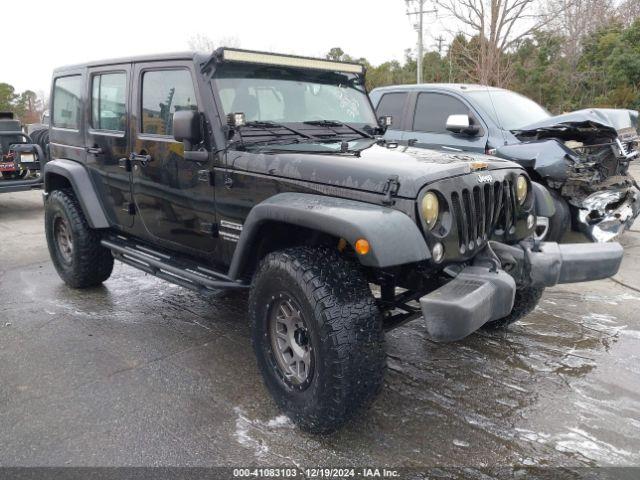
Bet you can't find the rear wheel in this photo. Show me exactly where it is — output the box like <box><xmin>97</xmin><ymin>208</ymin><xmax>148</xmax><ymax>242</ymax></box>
<box><xmin>45</xmin><ymin>189</ymin><xmax>113</xmax><ymax>288</ymax></box>
<box><xmin>249</xmin><ymin>247</ymin><xmax>385</xmax><ymax>434</ymax></box>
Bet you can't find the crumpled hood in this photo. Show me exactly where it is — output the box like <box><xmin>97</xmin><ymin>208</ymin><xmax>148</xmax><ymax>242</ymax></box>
<box><xmin>513</xmin><ymin>108</ymin><xmax>639</xmax><ymax>139</ymax></box>
<box><xmin>229</xmin><ymin>144</ymin><xmax>522</xmax><ymax>198</ymax></box>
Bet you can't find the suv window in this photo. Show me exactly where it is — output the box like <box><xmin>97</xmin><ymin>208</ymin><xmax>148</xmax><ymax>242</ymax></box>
<box><xmin>375</xmin><ymin>92</ymin><xmax>407</xmax><ymax>127</ymax></box>
<box><xmin>413</xmin><ymin>93</ymin><xmax>469</xmax><ymax>133</ymax></box>
<box><xmin>53</xmin><ymin>75</ymin><xmax>82</xmax><ymax>130</ymax></box>
<box><xmin>92</xmin><ymin>72</ymin><xmax>127</xmax><ymax>131</ymax></box>
<box><xmin>141</xmin><ymin>70</ymin><xmax>197</xmax><ymax>136</ymax></box>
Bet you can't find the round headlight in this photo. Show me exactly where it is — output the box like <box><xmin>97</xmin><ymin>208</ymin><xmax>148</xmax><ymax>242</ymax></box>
<box><xmin>421</xmin><ymin>192</ymin><xmax>439</xmax><ymax>229</ymax></box>
<box><xmin>516</xmin><ymin>175</ymin><xmax>528</xmax><ymax>205</ymax></box>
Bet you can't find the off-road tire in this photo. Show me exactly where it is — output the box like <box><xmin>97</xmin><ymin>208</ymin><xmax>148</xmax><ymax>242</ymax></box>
<box><xmin>545</xmin><ymin>190</ymin><xmax>570</xmax><ymax>242</ymax></box>
<box><xmin>249</xmin><ymin>246</ymin><xmax>385</xmax><ymax>434</ymax></box>
<box><xmin>45</xmin><ymin>189</ymin><xmax>113</xmax><ymax>288</ymax></box>
<box><xmin>483</xmin><ymin>287</ymin><xmax>545</xmax><ymax>329</ymax></box>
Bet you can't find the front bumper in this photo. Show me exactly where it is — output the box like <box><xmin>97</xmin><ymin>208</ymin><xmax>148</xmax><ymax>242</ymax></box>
<box><xmin>576</xmin><ymin>186</ymin><xmax>640</xmax><ymax>242</ymax></box>
<box><xmin>420</xmin><ymin>241</ymin><xmax>623</xmax><ymax>342</ymax></box>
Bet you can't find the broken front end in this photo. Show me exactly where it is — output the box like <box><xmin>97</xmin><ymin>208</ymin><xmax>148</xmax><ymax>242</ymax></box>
<box><xmin>501</xmin><ymin>108</ymin><xmax>640</xmax><ymax>242</ymax></box>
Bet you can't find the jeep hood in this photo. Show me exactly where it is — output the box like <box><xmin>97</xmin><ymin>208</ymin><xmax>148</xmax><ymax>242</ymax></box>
<box><xmin>229</xmin><ymin>144</ymin><xmax>521</xmax><ymax>198</ymax></box>
<box><xmin>512</xmin><ymin>108</ymin><xmax>639</xmax><ymax>140</ymax></box>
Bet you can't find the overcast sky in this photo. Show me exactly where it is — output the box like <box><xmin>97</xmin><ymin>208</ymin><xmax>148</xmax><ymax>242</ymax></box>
<box><xmin>2</xmin><ymin>0</ymin><xmax>428</xmax><ymax>96</ymax></box>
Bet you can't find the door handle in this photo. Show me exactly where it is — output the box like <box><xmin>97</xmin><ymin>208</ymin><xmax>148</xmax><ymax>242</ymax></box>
<box><xmin>130</xmin><ymin>152</ymin><xmax>153</xmax><ymax>167</ymax></box>
<box><xmin>86</xmin><ymin>146</ymin><xmax>103</xmax><ymax>155</ymax></box>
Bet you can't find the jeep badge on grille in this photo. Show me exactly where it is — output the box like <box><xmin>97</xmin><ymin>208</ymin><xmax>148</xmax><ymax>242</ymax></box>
<box><xmin>477</xmin><ymin>174</ymin><xmax>494</xmax><ymax>183</ymax></box>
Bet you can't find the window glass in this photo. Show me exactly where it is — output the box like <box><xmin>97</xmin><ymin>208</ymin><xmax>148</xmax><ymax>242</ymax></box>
<box><xmin>53</xmin><ymin>76</ymin><xmax>82</xmax><ymax>129</ymax></box>
<box><xmin>92</xmin><ymin>72</ymin><xmax>127</xmax><ymax>131</ymax></box>
<box><xmin>141</xmin><ymin>70</ymin><xmax>197</xmax><ymax>135</ymax></box>
<box><xmin>465</xmin><ymin>90</ymin><xmax>550</xmax><ymax>130</ymax></box>
<box><xmin>413</xmin><ymin>93</ymin><xmax>469</xmax><ymax>133</ymax></box>
<box><xmin>212</xmin><ymin>63</ymin><xmax>376</xmax><ymax>125</ymax></box>
<box><xmin>375</xmin><ymin>92</ymin><xmax>407</xmax><ymax>127</ymax></box>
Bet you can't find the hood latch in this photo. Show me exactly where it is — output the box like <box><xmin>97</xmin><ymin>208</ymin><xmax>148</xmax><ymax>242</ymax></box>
<box><xmin>382</xmin><ymin>175</ymin><xmax>400</xmax><ymax>206</ymax></box>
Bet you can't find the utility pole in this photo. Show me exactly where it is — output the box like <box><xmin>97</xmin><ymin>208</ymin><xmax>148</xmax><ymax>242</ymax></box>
<box><xmin>406</xmin><ymin>1</ymin><xmax>437</xmax><ymax>84</ymax></box>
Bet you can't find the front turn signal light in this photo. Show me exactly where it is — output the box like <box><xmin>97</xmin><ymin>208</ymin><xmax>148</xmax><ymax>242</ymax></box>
<box><xmin>355</xmin><ymin>239</ymin><xmax>370</xmax><ymax>255</ymax></box>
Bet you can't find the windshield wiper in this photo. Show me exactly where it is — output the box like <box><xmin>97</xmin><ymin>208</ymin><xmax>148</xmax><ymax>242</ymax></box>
<box><xmin>244</xmin><ymin>121</ymin><xmax>316</xmax><ymax>139</ymax></box>
<box><xmin>302</xmin><ymin>120</ymin><xmax>373</xmax><ymax>139</ymax></box>
<box><xmin>247</xmin><ymin>136</ymin><xmax>377</xmax><ymax>155</ymax></box>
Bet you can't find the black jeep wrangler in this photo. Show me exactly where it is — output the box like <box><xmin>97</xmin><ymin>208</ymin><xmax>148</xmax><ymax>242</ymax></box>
<box><xmin>43</xmin><ymin>49</ymin><xmax>623</xmax><ymax>433</ymax></box>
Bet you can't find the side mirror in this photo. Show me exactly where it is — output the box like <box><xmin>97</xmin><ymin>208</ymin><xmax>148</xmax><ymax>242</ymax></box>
<box><xmin>446</xmin><ymin>114</ymin><xmax>479</xmax><ymax>136</ymax></box>
<box><xmin>173</xmin><ymin>110</ymin><xmax>202</xmax><ymax>148</ymax></box>
<box><xmin>173</xmin><ymin>110</ymin><xmax>209</xmax><ymax>161</ymax></box>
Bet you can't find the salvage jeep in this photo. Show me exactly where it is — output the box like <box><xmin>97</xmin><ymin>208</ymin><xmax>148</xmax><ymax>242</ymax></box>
<box><xmin>370</xmin><ymin>84</ymin><xmax>640</xmax><ymax>242</ymax></box>
<box><xmin>44</xmin><ymin>49</ymin><xmax>623</xmax><ymax>433</ymax></box>
<box><xmin>0</xmin><ymin>112</ymin><xmax>47</xmax><ymax>194</ymax></box>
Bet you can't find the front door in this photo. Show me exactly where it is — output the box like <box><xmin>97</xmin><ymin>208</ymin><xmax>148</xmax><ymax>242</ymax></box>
<box><xmin>85</xmin><ymin>65</ymin><xmax>133</xmax><ymax>228</ymax></box>
<box><xmin>407</xmin><ymin>92</ymin><xmax>488</xmax><ymax>153</ymax></box>
<box><xmin>130</xmin><ymin>62</ymin><xmax>218</xmax><ymax>257</ymax></box>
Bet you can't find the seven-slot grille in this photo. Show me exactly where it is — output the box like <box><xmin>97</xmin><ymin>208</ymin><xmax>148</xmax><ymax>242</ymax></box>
<box><xmin>450</xmin><ymin>178</ymin><xmax>518</xmax><ymax>253</ymax></box>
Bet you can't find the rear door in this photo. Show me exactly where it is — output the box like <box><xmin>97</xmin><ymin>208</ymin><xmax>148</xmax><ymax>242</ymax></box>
<box><xmin>130</xmin><ymin>61</ymin><xmax>218</xmax><ymax>256</ymax></box>
<box><xmin>406</xmin><ymin>92</ymin><xmax>488</xmax><ymax>153</ymax></box>
<box><xmin>85</xmin><ymin>65</ymin><xmax>133</xmax><ymax>228</ymax></box>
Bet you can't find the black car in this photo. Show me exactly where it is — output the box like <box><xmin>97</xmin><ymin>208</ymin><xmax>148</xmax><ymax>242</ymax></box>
<box><xmin>43</xmin><ymin>49</ymin><xmax>623</xmax><ymax>433</ymax></box>
<box><xmin>370</xmin><ymin>84</ymin><xmax>640</xmax><ymax>242</ymax></box>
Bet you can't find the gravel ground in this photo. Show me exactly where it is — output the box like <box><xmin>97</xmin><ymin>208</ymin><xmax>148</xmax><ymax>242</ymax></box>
<box><xmin>1</xmin><ymin>171</ymin><xmax>639</xmax><ymax>477</ymax></box>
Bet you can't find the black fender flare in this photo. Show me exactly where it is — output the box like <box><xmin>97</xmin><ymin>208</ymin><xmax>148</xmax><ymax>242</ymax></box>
<box><xmin>227</xmin><ymin>192</ymin><xmax>430</xmax><ymax>280</ymax></box>
<box><xmin>43</xmin><ymin>159</ymin><xmax>110</xmax><ymax>229</ymax></box>
<box><xmin>532</xmin><ymin>181</ymin><xmax>556</xmax><ymax>218</ymax></box>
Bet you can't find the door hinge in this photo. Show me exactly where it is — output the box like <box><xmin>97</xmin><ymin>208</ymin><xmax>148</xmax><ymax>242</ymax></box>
<box><xmin>382</xmin><ymin>175</ymin><xmax>400</xmax><ymax>206</ymax></box>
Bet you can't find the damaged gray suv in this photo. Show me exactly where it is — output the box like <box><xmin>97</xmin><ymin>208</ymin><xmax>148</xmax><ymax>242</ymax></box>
<box><xmin>371</xmin><ymin>84</ymin><xmax>639</xmax><ymax>242</ymax></box>
<box><xmin>44</xmin><ymin>49</ymin><xmax>624</xmax><ymax>433</ymax></box>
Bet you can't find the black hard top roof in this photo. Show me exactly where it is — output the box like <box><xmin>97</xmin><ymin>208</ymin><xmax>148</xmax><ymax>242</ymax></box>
<box><xmin>53</xmin><ymin>48</ymin><xmax>365</xmax><ymax>75</ymax></box>
<box><xmin>53</xmin><ymin>51</ymin><xmax>210</xmax><ymax>74</ymax></box>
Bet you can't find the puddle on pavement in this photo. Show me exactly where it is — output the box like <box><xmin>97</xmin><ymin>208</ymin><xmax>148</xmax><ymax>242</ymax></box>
<box><xmin>9</xmin><ymin>262</ymin><xmax>640</xmax><ymax>471</ymax></box>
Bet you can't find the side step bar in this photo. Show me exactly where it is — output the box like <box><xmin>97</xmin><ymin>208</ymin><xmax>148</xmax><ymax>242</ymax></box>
<box><xmin>101</xmin><ymin>236</ymin><xmax>248</xmax><ymax>293</ymax></box>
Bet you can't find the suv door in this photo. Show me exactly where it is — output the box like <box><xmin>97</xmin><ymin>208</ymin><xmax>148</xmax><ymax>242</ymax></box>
<box><xmin>131</xmin><ymin>61</ymin><xmax>218</xmax><ymax>256</ymax></box>
<box><xmin>85</xmin><ymin>65</ymin><xmax>133</xmax><ymax>228</ymax></box>
<box><xmin>406</xmin><ymin>92</ymin><xmax>488</xmax><ymax>153</ymax></box>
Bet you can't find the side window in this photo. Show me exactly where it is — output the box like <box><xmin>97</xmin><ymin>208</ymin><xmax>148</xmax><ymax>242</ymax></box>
<box><xmin>52</xmin><ymin>75</ymin><xmax>82</xmax><ymax>130</ymax></box>
<box><xmin>413</xmin><ymin>93</ymin><xmax>469</xmax><ymax>133</ymax></box>
<box><xmin>375</xmin><ymin>92</ymin><xmax>407</xmax><ymax>127</ymax></box>
<box><xmin>141</xmin><ymin>70</ymin><xmax>197</xmax><ymax>136</ymax></box>
<box><xmin>91</xmin><ymin>72</ymin><xmax>127</xmax><ymax>131</ymax></box>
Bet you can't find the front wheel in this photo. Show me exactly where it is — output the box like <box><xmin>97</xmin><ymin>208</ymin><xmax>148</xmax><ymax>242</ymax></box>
<box><xmin>544</xmin><ymin>190</ymin><xmax>571</xmax><ymax>242</ymax></box>
<box><xmin>249</xmin><ymin>247</ymin><xmax>385</xmax><ymax>434</ymax></box>
<box><xmin>483</xmin><ymin>286</ymin><xmax>545</xmax><ymax>329</ymax></box>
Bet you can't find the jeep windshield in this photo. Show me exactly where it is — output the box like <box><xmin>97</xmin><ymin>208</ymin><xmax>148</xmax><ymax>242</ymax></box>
<box><xmin>466</xmin><ymin>89</ymin><xmax>551</xmax><ymax>130</ymax></box>
<box><xmin>211</xmin><ymin>63</ymin><xmax>378</xmax><ymax>150</ymax></box>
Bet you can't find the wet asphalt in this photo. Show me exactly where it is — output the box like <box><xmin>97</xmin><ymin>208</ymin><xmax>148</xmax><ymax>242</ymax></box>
<box><xmin>0</xmin><ymin>173</ymin><xmax>639</xmax><ymax>475</ymax></box>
